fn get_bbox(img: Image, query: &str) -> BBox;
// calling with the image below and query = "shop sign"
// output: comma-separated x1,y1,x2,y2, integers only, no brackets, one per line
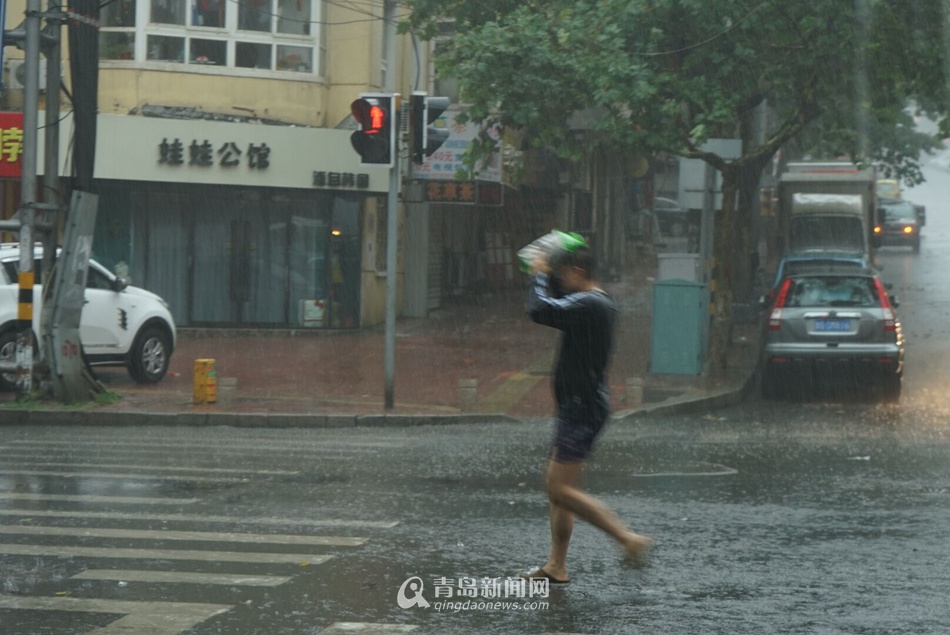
423,180,503,207
158,138,271,169
0,112,24,177
312,171,370,189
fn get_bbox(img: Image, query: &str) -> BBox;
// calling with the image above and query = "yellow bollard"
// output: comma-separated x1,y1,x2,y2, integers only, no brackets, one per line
194,359,217,404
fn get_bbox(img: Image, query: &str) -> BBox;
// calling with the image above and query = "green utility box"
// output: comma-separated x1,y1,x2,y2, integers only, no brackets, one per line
650,279,706,375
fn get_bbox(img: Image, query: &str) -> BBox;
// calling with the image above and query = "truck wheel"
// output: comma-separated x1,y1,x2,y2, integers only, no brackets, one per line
912,238,921,253
880,375,902,403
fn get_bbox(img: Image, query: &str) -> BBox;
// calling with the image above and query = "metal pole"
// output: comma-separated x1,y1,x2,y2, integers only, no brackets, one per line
15,0,42,397
383,0,398,409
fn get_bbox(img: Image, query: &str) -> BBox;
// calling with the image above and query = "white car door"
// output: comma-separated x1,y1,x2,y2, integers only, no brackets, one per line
79,265,128,353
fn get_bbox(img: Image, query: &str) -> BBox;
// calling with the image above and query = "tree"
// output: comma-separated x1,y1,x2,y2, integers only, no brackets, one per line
405,0,949,365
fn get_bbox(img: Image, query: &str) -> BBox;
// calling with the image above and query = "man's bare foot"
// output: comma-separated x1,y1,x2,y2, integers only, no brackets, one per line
622,532,654,567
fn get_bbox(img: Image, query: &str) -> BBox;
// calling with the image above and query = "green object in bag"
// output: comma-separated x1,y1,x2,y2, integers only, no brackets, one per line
516,229,589,273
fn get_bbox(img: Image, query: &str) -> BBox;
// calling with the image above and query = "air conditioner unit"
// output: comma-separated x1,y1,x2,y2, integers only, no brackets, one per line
7,59,48,91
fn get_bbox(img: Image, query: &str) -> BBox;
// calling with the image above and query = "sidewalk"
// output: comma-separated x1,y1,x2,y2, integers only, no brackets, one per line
0,256,761,426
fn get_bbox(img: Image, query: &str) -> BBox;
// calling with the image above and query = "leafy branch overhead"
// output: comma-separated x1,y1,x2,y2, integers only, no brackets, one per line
403,0,949,181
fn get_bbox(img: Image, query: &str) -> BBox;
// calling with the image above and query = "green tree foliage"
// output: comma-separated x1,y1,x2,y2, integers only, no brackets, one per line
405,0,949,362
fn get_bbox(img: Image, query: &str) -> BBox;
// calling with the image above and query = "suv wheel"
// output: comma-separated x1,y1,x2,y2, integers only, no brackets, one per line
0,330,38,392
128,325,171,384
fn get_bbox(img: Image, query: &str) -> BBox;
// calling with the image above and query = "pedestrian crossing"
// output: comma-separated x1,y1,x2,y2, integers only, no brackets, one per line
0,433,400,635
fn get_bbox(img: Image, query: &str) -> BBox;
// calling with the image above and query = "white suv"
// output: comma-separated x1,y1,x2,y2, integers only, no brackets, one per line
0,244,176,390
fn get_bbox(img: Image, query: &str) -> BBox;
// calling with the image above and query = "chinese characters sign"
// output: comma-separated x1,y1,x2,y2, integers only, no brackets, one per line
413,110,502,183
424,181,503,206
0,112,24,177
312,171,370,190
158,138,270,170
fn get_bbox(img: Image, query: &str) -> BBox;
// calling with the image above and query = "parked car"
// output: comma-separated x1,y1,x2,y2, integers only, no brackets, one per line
653,196,688,237
876,197,922,252
0,244,177,390
770,250,871,295
761,271,904,401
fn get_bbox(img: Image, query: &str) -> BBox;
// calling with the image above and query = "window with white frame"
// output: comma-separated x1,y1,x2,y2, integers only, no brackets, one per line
99,0,322,75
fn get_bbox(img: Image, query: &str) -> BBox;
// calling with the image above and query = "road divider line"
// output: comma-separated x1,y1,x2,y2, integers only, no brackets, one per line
0,493,199,504
0,508,398,528
0,543,334,564
72,569,293,587
0,524,368,546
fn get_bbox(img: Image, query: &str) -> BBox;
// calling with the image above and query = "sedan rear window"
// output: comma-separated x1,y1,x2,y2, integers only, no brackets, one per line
785,277,878,308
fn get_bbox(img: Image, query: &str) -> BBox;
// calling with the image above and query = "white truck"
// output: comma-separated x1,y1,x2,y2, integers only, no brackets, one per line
777,162,881,259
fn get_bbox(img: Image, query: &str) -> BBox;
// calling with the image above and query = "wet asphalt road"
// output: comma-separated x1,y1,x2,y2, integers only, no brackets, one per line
1,402,950,635
2,155,950,634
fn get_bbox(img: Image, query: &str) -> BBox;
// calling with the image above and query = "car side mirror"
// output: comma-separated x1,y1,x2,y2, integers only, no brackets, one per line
112,277,129,292
889,294,900,308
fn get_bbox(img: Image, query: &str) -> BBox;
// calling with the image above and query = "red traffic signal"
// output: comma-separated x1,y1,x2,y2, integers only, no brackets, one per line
350,94,396,166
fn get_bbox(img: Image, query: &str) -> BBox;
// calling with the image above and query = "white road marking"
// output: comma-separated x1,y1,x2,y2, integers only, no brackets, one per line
0,469,248,483
0,543,333,564
320,624,418,634
0,595,232,635
0,493,198,504
72,569,293,587
1,461,298,475
0,508,398,528
2,439,406,452
0,524,367,546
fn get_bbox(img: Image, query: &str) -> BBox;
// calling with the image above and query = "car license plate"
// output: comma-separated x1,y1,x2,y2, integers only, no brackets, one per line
814,319,851,332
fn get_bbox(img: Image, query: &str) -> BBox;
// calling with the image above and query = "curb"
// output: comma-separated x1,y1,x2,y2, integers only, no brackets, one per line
0,409,524,428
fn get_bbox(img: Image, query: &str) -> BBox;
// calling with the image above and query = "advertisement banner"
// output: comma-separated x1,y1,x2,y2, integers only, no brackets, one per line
413,110,502,183
0,112,24,177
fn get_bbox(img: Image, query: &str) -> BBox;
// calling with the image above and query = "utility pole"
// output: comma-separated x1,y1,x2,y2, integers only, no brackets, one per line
14,0,42,398
382,0,398,409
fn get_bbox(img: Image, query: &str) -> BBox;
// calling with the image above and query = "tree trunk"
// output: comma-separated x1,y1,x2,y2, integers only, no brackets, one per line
708,167,739,369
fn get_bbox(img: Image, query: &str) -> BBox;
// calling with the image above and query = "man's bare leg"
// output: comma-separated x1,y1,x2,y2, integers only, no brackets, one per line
543,503,574,581
545,458,653,570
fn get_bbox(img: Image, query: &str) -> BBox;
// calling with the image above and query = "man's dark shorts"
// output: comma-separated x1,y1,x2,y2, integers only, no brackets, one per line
551,397,609,463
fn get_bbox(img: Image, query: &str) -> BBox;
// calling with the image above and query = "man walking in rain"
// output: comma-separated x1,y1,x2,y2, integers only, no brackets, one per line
523,246,653,585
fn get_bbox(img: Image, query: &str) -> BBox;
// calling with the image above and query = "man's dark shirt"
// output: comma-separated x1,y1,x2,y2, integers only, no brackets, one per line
526,273,618,413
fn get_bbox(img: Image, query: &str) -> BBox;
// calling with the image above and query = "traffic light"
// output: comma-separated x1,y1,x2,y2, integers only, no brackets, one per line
410,92,451,164
350,93,396,166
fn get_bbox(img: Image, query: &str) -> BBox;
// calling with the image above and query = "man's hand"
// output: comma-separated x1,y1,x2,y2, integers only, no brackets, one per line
531,255,552,275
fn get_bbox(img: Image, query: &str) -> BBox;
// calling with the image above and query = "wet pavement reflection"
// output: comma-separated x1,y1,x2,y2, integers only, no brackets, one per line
1,402,950,634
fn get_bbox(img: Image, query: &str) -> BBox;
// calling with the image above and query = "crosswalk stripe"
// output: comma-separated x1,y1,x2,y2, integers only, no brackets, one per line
0,595,232,635
1,461,299,475
0,543,334,564
72,569,293,587
0,469,248,483
0,524,367,546
321,624,418,634
2,440,406,452
0,450,352,462
0,493,198,504
0,509,399,528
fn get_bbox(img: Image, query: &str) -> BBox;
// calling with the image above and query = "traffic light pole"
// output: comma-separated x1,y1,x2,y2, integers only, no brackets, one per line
383,0,397,409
